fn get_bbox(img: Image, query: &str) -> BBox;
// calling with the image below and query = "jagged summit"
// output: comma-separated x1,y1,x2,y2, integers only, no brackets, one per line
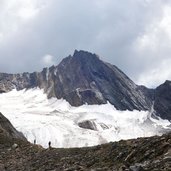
73,49,100,60
0,50,170,120
60,50,101,70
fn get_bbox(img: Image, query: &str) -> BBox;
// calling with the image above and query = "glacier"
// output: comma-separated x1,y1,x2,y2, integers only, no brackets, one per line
0,88,170,148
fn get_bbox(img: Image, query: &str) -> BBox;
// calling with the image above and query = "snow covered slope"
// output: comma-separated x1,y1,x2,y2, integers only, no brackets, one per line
0,88,170,148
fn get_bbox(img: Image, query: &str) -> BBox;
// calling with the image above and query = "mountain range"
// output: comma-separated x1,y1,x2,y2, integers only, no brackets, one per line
0,50,170,120
0,50,171,170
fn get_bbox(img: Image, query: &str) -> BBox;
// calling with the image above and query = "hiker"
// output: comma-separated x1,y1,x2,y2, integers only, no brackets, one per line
48,141,51,149
34,139,36,144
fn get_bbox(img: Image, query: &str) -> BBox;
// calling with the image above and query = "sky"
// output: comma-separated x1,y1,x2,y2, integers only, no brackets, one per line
0,0,171,87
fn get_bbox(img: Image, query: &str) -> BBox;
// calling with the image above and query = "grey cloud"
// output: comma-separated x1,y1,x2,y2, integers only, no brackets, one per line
0,0,171,87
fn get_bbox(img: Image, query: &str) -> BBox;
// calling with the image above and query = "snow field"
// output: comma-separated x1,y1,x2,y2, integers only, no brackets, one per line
0,88,170,148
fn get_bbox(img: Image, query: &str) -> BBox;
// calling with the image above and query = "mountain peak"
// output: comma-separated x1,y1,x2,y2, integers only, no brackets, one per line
73,49,93,56
164,80,171,86
73,50,100,61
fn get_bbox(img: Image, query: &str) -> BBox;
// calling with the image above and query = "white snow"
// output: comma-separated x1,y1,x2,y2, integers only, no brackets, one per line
0,88,170,148
76,88,81,99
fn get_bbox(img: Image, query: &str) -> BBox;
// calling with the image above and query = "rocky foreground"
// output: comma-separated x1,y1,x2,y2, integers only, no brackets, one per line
0,132,170,171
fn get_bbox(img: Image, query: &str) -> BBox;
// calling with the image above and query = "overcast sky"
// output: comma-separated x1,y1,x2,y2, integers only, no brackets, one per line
0,0,171,87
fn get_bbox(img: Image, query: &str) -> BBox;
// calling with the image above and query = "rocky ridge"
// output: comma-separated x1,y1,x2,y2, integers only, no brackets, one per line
153,80,171,120
0,50,171,120
0,112,26,143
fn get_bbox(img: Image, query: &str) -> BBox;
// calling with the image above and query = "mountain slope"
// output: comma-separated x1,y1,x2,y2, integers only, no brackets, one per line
0,50,170,120
0,112,26,144
154,80,171,120
0,131,170,171
50,50,153,110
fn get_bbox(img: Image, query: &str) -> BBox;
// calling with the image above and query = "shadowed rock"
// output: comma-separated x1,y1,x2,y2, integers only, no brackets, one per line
154,80,171,120
0,112,26,144
78,120,98,131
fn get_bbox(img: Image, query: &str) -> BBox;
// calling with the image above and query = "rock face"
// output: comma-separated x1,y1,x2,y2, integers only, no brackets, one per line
78,120,98,131
0,112,26,143
153,80,171,120
0,50,170,120
54,50,152,110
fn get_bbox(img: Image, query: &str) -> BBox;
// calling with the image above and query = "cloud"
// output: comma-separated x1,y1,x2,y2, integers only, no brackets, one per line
131,3,171,87
0,0,171,87
137,58,171,87
42,54,55,66
0,0,47,42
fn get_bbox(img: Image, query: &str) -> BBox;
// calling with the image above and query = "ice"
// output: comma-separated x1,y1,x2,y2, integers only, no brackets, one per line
0,88,170,148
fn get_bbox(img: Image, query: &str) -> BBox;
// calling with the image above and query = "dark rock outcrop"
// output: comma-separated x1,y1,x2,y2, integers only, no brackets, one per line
78,120,98,131
153,80,171,120
0,112,26,144
0,50,170,120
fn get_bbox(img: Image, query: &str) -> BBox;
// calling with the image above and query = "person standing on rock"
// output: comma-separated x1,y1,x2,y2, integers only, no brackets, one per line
48,141,51,149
